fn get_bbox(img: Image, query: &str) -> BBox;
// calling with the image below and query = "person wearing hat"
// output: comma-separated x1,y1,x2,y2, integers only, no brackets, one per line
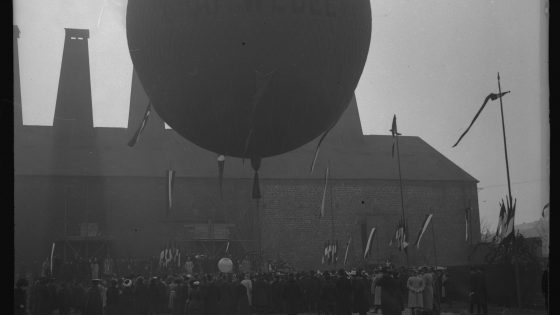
119,278,135,315
421,267,434,314
134,276,150,315
282,274,303,315
335,269,353,315
371,268,383,313
319,272,336,315
84,279,103,315
14,278,29,315
105,279,119,315
352,270,369,315
186,279,206,315
407,269,425,314
376,269,401,315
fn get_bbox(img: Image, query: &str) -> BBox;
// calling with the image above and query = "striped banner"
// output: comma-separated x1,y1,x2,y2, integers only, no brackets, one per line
320,167,329,218
127,103,152,147
167,169,175,216
415,213,433,249
363,227,377,259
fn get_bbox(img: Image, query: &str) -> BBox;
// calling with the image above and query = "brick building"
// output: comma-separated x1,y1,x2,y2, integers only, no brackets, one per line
14,28,481,272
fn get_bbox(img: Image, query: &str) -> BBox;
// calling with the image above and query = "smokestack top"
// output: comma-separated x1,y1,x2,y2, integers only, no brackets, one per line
14,25,20,38
65,28,89,40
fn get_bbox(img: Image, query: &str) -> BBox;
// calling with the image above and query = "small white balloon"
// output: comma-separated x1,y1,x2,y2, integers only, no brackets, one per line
218,258,233,273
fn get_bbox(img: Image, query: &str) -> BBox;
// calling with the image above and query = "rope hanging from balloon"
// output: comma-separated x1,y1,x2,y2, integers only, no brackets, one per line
217,155,225,200
251,157,262,200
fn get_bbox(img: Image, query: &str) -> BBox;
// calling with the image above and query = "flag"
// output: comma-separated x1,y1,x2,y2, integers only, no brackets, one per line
390,115,402,157
363,227,377,259
50,242,55,275
167,169,175,216
452,91,511,148
159,248,165,267
320,167,329,218
218,155,225,199
542,203,549,218
128,102,152,147
396,217,409,252
465,208,470,242
334,240,339,264
415,213,433,249
501,197,516,239
494,201,507,242
343,237,352,265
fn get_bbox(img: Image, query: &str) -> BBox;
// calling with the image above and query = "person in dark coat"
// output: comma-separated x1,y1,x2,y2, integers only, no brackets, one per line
270,275,284,313
542,264,549,313
32,278,52,315
233,275,251,315
252,274,268,314
148,277,162,315
14,278,29,315
352,272,369,315
377,270,401,315
119,279,135,315
105,279,119,315
57,282,73,315
319,273,336,315
217,276,233,315
283,274,303,315
84,279,104,315
173,278,188,315
186,280,206,315
307,272,321,315
204,275,221,315
468,268,481,315
134,277,150,315
334,269,353,315
476,268,488,315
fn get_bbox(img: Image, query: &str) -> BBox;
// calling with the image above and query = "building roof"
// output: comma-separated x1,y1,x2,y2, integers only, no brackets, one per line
15,98,477,182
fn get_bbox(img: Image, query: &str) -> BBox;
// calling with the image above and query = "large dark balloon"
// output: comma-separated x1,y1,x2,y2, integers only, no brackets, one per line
127,0,371,158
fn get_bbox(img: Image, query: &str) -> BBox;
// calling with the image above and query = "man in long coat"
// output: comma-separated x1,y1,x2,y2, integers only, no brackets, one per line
334,269,353,315
84,280,103,315
319,272,336,315
352,272,369,315
377,270,401,315
282,274,303,315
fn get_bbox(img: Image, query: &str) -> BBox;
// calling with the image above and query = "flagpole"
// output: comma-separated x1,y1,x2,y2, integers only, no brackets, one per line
395,133,409,266
498,73,521,308
329,161,336,267
497,73,513,206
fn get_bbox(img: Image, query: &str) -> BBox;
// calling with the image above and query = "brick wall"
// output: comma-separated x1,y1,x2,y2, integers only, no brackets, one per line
14,175,479,272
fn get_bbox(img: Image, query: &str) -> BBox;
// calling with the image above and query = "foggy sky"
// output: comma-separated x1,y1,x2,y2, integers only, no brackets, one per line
14,0,549,229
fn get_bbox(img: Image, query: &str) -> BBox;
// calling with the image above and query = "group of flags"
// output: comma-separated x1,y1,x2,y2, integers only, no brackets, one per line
494,197,517,243
322,240,338,265
159,244,182,269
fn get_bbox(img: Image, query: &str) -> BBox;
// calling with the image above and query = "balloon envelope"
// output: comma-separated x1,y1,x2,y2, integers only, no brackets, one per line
218,257,233,273
127,0,371,158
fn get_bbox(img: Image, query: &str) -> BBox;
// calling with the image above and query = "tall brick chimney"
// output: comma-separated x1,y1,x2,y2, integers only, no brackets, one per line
14,25,22,129
53,28,94,146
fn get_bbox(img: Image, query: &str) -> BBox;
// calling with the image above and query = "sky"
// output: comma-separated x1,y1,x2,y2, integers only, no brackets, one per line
14,0,549,229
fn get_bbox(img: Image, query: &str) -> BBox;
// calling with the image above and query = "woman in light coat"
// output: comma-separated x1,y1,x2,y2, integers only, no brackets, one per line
421,268,434,311
370,271,382,312
407,270,425,312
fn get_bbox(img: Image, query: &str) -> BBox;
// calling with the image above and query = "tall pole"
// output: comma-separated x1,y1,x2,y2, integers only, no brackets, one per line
329,161,336,267
64,186,68,262
395,134,409,266
431,208,438,267
497,73,521,308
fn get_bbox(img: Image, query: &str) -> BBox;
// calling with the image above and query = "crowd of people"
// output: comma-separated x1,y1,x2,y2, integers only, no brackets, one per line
15,262,455,315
